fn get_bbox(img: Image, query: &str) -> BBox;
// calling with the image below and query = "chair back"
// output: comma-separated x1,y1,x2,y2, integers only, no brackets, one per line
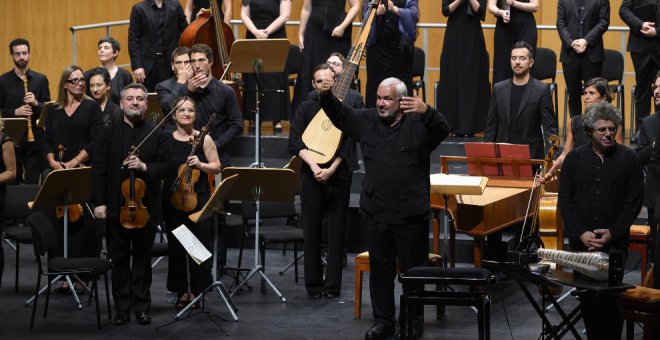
530,47,557,82
602,49,624,83
26,212,56,257
5,184,39,221
412,47,425,79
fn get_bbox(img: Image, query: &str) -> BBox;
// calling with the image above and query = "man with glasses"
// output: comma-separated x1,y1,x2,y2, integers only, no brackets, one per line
558,101,643,339
161,43,241,168
0,38,50,183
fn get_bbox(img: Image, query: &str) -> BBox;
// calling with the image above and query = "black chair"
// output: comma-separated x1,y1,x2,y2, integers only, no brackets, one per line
285,44,302,89
27,212,112,330
602,49,627,138
530,47,559,130
411,47,426,102
398,266,495,340
2,184,39,293
237,201,303,287
151,224,168,268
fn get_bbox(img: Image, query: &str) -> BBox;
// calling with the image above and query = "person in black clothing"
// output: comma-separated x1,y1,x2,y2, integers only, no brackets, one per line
319,77,451,339
86,67,122,127
0,119,17,287
163,97,221,308
620,0,660,140
635,71,660,289
0,38,50,184
557,0,609,117
85,37,133,105
363,0,419,108
289,64,357,299
128,0,187,91
308,52,364,108
185,0,232,25
558,101,643,340
92,83,171,326
155,47,192,133
157,44,242,167
44,65,103,292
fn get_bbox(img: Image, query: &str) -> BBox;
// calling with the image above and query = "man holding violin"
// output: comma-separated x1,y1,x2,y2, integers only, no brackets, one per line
91,83,172,326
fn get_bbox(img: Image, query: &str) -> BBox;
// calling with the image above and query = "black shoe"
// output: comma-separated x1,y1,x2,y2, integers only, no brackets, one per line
631,131,640,144
135,312,151,325
394,320,424,340
308,291,322,299
113,312,130,325
323,290,340,298
365,323,395,340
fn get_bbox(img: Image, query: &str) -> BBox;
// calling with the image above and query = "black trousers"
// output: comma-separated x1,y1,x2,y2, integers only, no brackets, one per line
164,211,212,295
368,218,429,326
631,51,660,129
16,142,45,184
365,47,412,108
144,56,173,92
300,169,351,294
108,217,156,314
563,56,603,117
578,289,623,340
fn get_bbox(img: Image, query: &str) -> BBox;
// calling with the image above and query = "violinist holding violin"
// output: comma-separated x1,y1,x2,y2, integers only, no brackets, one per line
91,83,171,326
163,97,221,309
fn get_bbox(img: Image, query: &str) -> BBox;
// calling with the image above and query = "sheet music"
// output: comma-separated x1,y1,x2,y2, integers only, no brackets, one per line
430,173,485,187
172,224,212,265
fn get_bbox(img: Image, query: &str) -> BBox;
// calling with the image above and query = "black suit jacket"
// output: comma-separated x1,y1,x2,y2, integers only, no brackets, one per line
557,0,610,64
636,113,660,207
620,0,660,54
484,77,558,160
128,0,187,74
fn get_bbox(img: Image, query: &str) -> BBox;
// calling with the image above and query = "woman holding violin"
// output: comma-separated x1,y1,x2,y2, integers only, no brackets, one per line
163,97,221,308
43,65,104,292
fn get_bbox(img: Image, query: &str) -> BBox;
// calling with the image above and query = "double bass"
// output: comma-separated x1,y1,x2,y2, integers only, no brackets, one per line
179,0,241,107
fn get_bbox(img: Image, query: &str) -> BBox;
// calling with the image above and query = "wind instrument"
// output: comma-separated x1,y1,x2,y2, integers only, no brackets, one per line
22,71,35,142
537,248,609,281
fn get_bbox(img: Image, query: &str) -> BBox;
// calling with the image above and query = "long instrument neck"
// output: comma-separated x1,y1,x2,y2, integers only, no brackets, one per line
210,0,230,80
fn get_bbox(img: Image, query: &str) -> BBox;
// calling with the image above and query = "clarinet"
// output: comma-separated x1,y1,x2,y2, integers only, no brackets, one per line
22,71,35,142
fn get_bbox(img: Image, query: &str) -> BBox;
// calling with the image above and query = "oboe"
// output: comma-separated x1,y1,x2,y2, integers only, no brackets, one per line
22,71,35,142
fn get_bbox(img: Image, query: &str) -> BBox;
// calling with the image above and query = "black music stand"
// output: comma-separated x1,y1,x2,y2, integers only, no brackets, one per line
1,118,27,145
221,167,297,301
158,174,239,332
229,39,288,167
25,167,92,309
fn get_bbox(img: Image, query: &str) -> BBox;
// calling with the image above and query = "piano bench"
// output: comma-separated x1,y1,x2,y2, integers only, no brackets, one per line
629,225,651,284
398,267,495,340
354,251,443,319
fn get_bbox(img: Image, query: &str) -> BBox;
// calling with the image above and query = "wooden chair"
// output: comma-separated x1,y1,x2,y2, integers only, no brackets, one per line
353,251,442,319
623,265,660,340
629,225,651,284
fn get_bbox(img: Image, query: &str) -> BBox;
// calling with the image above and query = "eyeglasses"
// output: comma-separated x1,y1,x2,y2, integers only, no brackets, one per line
66,78,86,85
594,126,617,135
327,61,342,67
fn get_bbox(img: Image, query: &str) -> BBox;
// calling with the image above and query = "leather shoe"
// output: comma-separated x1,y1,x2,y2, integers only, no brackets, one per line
308,291,322,299
135,312,151,325
394,320,424,340
113,312,130,325
365,323,395,340
323,290,340,298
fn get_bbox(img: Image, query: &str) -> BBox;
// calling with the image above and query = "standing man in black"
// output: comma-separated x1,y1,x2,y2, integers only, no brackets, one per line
558,101,643,339
157,44,242,167
92,83,171,325
636,71,660,289
129,0,188,92
155,47,192,114
557,0,610,117
289,64,358,299
319,77,451,339
0,38,50,183
484,41,557,160
620,0,660,141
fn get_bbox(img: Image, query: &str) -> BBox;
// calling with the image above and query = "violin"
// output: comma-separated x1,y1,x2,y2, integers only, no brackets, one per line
119,146,149,229
54,144,83,222
170,114,216,212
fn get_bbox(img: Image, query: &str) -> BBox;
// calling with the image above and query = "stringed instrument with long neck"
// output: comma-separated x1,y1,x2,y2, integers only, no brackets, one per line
536,135,564,250
301,0,379,165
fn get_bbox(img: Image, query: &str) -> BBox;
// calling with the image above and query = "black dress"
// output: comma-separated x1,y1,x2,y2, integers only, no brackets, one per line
492,0,537,84
291,0,352,112
241,0,290,122
437,0,490,135
0,133,10,284
192,0,225,20
162,135,212,295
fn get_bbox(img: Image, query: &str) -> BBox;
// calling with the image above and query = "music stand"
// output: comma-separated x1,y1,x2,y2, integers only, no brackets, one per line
24,167,91,309
1,118,27,145
158,174,239,332
221,167,297,301
229,39,288,167
430,173,487,266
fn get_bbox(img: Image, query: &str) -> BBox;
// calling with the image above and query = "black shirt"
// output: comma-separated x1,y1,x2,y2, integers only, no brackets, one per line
0,69,51,142
509,82,526,137
85,68,133,105
162,78,242,166
101,101,122,128
558,143,643,252
320,92,451,224
43,99,103,163
91,119,172,219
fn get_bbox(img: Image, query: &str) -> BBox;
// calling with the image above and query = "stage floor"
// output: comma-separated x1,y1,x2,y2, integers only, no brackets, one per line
0,244,647,339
